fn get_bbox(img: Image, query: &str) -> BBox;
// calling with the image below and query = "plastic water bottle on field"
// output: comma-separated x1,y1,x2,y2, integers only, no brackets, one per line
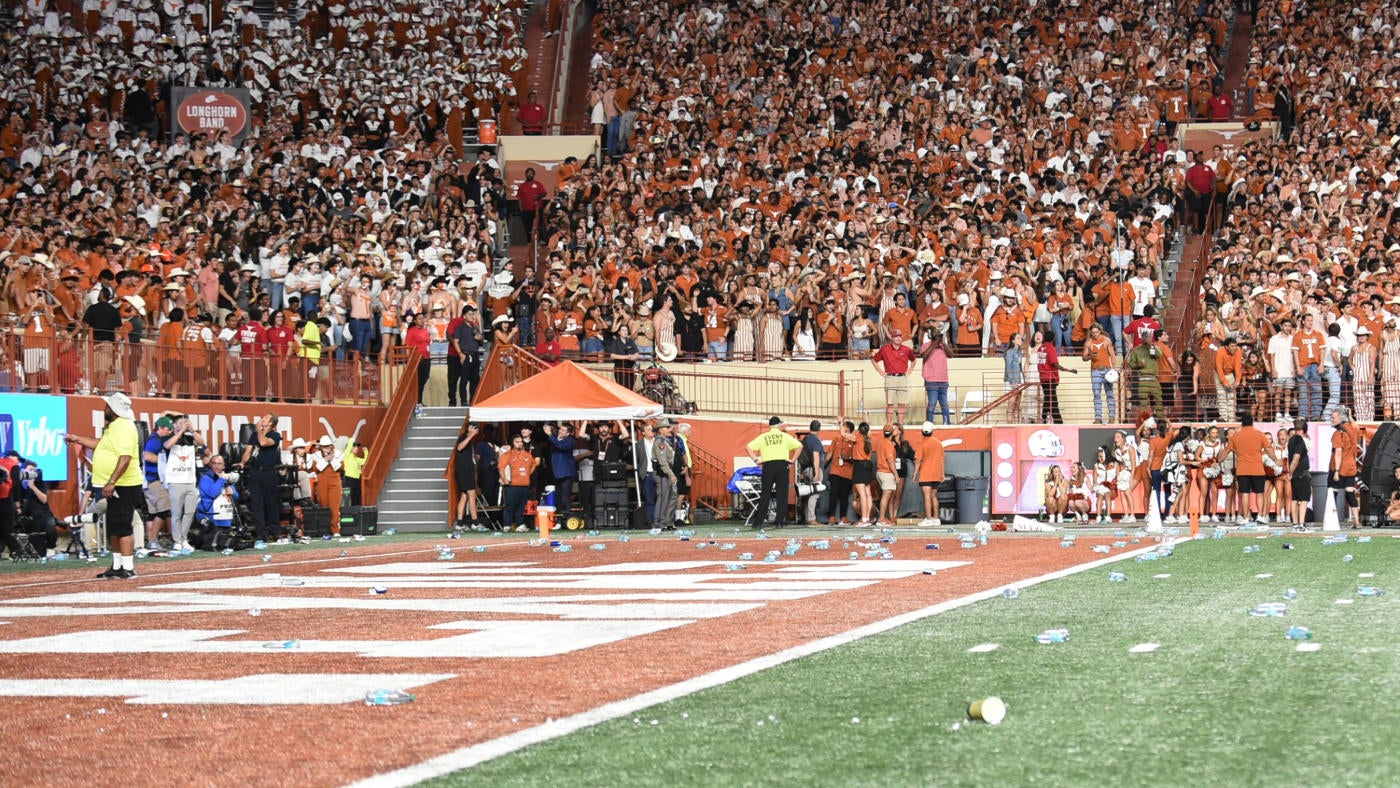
1284,626,1312,641
365,690,415,706
1213,527,1227,540
1342,554,1354,563
1034,628,1070,644
1092,545,1111,554
262,640,299,650
1249,602,1287,617
1243,544,1260,554
1282,588,1298,600
1356,586,1384,597
589,544,607,551
1108,572,1126,582
1002,588,1020,599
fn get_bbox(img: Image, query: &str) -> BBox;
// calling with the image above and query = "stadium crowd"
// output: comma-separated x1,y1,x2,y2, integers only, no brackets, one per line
3,0,1395,427
0,0,1242,396
535,0,1244,363
1185,0,1400,425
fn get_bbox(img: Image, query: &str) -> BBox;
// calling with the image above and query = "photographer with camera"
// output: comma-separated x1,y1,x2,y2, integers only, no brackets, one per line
160,415,206,554
64,393,145,579
241,413,284,544
196,455,240,532
6,452,57,557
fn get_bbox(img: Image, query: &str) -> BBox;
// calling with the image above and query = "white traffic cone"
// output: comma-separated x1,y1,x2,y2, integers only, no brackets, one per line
1322,488,1340,532
1012,515,1056,533
1145,490,1163,533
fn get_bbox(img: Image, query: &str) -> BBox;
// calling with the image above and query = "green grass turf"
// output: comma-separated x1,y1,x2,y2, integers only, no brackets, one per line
428,535,1400,787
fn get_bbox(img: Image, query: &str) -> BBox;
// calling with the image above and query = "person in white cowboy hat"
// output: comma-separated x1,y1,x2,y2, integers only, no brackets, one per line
64,393,145,578
312,436,344,535
286,437,315,500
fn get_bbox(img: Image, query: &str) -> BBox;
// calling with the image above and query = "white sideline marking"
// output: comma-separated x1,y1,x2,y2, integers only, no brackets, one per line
346,541,1171,788
967,643,999,653
0,673,455,705
1129,643,1160,654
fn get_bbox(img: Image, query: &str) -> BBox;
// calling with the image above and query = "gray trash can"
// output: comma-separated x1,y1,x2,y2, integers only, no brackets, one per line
1310,471,1330,523
955,477,990,524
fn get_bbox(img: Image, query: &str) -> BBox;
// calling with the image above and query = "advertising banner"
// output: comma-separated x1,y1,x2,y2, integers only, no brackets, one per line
0,393,69,481
50,396,386,517
170,86,254,144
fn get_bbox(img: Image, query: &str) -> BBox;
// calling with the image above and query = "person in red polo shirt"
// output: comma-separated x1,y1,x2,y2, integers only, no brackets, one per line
1184,151,1216,234
872,330,916,424
404,311,432,407
516,90,547,135
516,167,548,242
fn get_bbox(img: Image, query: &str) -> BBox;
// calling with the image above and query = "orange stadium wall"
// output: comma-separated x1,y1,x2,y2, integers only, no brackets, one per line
42,396,386,518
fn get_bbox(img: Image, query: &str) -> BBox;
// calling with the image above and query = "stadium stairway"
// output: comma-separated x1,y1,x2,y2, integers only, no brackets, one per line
0,4,16,32
376,406,468,533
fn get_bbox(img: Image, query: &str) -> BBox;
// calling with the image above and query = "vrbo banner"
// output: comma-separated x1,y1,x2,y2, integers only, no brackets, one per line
0,393,69,481
171,86,253,144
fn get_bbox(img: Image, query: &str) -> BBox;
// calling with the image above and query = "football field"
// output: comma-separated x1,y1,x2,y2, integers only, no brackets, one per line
0,529,1393,786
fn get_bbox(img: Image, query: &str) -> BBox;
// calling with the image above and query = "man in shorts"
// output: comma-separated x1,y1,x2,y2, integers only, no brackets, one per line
872,330,916,424
1267,318,1297,420
140,416,176,555
874,424,900,525
914,421,946,527
1225,412,1269,525
65,393,145,579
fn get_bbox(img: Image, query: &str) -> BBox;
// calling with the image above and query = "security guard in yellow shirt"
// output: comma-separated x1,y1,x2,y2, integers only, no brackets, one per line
746,416,804,527
343,442,367,506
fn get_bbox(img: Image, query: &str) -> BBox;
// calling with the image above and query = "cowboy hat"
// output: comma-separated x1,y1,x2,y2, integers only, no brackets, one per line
104,392,135,419
492,314,514,326
290,437,308,449
656,341,678,362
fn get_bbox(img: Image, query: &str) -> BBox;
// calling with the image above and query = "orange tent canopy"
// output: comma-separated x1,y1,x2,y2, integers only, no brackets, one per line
469,361,664,422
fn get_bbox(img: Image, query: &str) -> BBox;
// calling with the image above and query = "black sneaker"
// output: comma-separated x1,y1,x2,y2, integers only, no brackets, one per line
117,569,137,579
96,568,124,579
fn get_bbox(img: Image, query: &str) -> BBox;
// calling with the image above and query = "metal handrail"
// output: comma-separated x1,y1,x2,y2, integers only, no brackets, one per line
360,345,418,507
959,381,1039,425
686,440,733,519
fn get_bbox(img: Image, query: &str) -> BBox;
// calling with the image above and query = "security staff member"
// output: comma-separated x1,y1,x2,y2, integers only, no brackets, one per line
746,415,803,528
64,393,145,578
343,441,367,506
241,413,284,543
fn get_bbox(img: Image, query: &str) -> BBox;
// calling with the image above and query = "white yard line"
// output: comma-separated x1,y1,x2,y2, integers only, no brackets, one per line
348,540,1171,788
0,541,525,592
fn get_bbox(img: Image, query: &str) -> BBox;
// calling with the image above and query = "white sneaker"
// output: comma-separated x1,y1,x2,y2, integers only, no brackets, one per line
917,518,934,527
514,525,530,532
1237,515,1249,525
930,519,942,528
1122,515,1136,524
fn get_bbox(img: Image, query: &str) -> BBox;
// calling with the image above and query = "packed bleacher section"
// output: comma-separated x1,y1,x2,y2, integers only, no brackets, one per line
1186,0,1400,424
0,0,1313,406
538,0,1239,361
0,0,537,396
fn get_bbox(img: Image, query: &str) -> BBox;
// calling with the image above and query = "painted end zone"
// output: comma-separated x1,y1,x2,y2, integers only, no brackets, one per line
0,535,1160,786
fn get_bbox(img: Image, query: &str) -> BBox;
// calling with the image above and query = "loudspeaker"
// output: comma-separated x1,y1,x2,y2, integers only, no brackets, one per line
1360,422,1400,523
239,423,257,445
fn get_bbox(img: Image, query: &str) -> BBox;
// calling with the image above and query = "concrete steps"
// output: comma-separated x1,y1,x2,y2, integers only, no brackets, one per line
376,406,468,532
